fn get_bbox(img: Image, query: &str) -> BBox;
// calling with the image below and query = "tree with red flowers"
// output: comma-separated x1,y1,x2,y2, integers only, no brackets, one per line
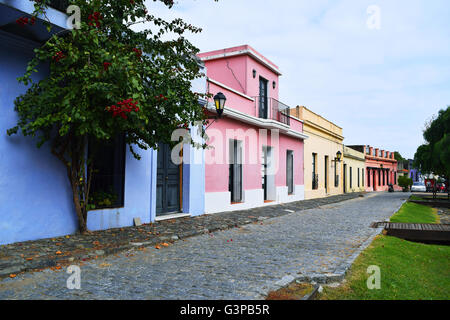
7,0,214,233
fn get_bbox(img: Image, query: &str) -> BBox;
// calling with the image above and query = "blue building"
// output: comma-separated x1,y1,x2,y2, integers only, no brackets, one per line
0,0,206,245
408,159,421,182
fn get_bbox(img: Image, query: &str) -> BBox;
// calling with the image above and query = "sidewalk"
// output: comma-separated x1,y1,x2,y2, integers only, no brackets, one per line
0,192,365,278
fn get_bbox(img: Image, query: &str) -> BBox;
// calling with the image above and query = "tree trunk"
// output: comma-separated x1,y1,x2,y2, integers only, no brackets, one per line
52,132,91,234
71,179,88,233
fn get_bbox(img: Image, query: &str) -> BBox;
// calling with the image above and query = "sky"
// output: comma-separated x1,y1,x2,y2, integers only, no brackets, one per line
141,0,450,159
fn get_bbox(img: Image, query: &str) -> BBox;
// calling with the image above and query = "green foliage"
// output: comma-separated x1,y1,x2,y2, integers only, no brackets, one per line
414,106,450,180
320,235,450,300
321,201,449,300
393,151,405,162
390,202,439,224
7,0,215,232
9,0,209,153
89,189,118,208
398,175,413,190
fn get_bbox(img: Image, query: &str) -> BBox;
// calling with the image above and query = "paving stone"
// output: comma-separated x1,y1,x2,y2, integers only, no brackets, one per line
0,192,406,300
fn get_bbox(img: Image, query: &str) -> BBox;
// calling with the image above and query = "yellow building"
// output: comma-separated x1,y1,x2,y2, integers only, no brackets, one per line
291,106,344,199
343,146,366,193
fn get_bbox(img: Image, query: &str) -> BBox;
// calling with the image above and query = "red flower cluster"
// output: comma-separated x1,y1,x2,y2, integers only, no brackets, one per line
103,62,112,71
53,51,65,63
106,99,139,119
155,94,168,101
132,48,142,58
16,16,36,26
88,12,102,28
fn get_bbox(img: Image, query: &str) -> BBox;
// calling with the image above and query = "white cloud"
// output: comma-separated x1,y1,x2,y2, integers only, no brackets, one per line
140,0,450,158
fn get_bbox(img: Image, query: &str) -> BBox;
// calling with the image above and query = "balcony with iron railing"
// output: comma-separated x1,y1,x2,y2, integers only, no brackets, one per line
253,96,290,126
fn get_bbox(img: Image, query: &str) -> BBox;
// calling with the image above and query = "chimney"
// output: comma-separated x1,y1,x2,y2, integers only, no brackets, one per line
375,148,379,157
381,150,385,158
369,147,374,156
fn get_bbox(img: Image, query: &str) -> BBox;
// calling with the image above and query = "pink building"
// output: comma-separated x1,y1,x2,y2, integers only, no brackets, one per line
347,145,400,192
198,45,308,214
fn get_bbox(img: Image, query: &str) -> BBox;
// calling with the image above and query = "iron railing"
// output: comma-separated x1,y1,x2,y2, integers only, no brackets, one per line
312,174,319,190
253,96,290,126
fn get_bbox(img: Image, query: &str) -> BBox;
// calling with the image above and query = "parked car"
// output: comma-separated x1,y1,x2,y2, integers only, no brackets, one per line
411,182,426,193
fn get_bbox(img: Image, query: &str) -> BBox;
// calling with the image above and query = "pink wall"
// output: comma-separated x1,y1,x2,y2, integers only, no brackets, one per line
205,117,304,193
245,56,279,100
204,56,248,95
201,45,305,198
365,156,398,192
208,82,255,116
200,45,280,100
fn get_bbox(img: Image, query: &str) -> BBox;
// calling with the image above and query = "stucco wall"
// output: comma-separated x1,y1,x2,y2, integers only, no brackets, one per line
294,107,344,200
303,130,344,199
0,31,206,244
205,118,304,192
343,146,366,193
0,32,79,245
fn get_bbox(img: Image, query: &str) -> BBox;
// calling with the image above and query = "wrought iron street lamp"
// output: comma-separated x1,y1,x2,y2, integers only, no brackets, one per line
205,92,227,130
333,150,343,188
213,92,226,118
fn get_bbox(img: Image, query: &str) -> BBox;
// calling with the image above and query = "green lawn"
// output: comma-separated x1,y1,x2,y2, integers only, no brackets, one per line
319,201,449,300
320,235,450,300
390,202,439,224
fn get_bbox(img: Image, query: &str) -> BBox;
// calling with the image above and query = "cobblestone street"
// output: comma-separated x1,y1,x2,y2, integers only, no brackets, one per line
0,192,407,300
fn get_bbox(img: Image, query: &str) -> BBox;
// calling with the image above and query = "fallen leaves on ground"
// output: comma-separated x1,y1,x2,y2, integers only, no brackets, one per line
99,263,112,268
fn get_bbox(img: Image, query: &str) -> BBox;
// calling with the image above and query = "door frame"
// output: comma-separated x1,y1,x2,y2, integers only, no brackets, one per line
259,76,269,119
156,143,182,216
343,163,347,193
229,139,243,203
324,155,329,193
286,150,294,195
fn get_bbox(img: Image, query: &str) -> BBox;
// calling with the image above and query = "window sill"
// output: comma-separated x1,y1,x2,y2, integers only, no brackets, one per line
89,206,124,212
231,202,244,205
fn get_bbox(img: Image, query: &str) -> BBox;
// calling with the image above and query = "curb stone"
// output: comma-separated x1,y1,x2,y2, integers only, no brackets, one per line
301,285,320,300
0,192,366,279
258,196,408,299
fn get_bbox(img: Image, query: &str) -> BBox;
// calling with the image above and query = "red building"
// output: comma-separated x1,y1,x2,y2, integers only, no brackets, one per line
347,145,400,192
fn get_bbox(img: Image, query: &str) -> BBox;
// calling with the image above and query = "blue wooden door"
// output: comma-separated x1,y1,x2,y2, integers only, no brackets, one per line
156,143,180,215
